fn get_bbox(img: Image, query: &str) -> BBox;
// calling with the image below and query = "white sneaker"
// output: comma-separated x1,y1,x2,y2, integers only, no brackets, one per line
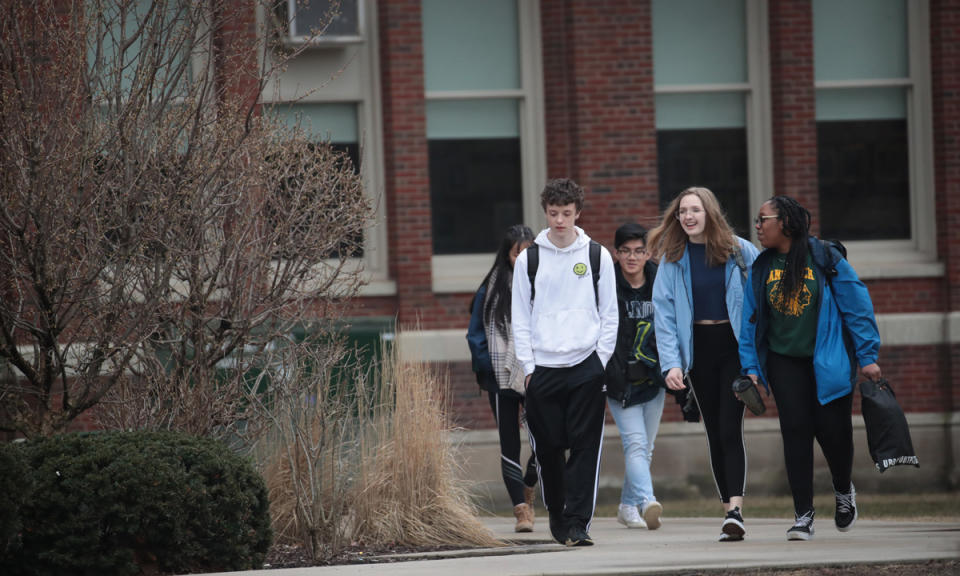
617,503,647,529
641,501,663,530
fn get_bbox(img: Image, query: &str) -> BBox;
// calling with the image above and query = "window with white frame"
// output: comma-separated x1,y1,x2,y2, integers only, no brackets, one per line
813,0,930,246
270,102,363,257
260,0,392,293
653,0,770,239
285,0,362,43
421,0,545,266
87,0,198,105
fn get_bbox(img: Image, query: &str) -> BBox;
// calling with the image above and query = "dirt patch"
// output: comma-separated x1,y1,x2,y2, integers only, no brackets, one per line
263,542,473,569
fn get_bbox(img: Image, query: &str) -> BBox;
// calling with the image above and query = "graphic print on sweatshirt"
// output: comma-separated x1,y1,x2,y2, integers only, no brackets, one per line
766,267,814,317
627,300,656,364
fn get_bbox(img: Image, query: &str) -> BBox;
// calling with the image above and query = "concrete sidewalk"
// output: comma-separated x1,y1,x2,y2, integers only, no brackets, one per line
204,516,960,576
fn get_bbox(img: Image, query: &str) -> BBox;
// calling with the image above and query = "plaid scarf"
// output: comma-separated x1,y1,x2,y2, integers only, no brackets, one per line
483,271,526,396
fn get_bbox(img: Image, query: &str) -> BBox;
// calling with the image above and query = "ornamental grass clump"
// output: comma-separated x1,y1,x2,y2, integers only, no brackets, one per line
257,329,500,564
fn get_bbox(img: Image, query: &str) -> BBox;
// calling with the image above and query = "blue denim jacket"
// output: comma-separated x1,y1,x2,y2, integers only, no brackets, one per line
652,236,758,376
739,237,881,405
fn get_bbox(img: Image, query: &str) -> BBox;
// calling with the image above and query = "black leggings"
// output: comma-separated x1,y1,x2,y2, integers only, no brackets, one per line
690,323,747,503
487,389,538,506
767,350,854,516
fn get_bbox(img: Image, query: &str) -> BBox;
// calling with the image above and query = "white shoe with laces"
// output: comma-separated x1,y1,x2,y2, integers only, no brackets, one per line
617,503,647,529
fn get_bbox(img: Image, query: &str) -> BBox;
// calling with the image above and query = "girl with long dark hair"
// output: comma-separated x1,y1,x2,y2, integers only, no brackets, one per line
468,224,538,532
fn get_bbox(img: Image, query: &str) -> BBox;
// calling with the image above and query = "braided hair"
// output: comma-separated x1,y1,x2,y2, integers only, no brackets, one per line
768,196,812,298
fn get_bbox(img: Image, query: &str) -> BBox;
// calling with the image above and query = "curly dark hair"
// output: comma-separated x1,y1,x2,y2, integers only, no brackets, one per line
540,178,585,212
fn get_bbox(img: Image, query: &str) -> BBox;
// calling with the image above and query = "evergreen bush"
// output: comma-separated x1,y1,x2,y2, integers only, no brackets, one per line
0,431,271,576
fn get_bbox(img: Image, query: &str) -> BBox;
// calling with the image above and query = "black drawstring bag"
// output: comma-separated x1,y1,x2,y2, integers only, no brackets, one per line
859,378,919,473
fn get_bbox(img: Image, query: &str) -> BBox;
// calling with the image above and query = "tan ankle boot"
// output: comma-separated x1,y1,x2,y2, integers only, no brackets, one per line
514,503,534,532
524,484,537,509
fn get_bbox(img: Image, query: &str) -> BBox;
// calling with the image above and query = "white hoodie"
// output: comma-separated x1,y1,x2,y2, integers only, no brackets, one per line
511,226,619,377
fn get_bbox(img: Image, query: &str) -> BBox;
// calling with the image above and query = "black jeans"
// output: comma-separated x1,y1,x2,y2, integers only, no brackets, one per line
767,350,854,516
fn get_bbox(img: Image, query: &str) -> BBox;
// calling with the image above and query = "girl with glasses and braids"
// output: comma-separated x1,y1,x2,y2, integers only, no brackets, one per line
648,186,759,542
739,196,881,541
467,224,539,532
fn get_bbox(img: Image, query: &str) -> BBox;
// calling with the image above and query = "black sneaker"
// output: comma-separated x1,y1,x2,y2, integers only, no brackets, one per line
835,483,858,532
787,510,815,541
548,510,566,544
565,525,594,547
720,506,745,541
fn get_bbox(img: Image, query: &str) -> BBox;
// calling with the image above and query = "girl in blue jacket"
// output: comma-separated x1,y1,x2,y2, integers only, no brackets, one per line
650,187,758,542
739,196,882,542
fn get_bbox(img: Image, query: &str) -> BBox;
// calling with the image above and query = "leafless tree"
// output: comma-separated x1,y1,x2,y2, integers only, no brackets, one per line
0,0,371,439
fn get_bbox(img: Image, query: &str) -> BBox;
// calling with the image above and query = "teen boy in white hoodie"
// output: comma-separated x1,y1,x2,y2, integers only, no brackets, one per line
512,178,619,547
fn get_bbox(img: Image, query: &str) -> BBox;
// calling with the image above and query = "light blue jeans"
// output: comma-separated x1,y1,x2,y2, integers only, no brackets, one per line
607,388,666,508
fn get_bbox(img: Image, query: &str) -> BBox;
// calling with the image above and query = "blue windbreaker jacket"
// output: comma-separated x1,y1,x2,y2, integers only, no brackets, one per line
738,238,881,405
652,236,759,376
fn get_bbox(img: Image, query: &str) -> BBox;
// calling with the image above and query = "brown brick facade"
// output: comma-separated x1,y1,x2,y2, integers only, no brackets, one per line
204,0,957,429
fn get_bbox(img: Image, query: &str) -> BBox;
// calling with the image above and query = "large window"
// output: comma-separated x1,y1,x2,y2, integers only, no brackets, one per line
812,0,937,272
814,0,909,241
422,0,524,255
653,0,769,238
271,102,363,257
261,0,391,294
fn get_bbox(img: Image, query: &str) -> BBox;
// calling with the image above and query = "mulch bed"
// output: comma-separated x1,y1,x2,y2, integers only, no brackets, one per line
263,542,471,569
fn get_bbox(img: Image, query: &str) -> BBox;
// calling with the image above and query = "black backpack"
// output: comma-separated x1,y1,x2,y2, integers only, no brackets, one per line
526,241,602,308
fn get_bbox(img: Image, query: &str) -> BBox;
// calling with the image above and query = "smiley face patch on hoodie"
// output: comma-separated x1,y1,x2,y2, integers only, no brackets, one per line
573,262,588,276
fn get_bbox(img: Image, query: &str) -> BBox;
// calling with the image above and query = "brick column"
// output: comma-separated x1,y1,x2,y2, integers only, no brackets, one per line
932,0,960,486
377,0,433,325
214,3,259,113
768,0,819,231
540,0,659,241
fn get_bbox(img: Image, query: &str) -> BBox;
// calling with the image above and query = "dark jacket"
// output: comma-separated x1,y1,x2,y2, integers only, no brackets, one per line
739,237,881,404
605,260,666,407
466,284,496,391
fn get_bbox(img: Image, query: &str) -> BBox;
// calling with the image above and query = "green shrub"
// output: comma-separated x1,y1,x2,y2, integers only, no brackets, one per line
0,441,30,562
0,431,271,576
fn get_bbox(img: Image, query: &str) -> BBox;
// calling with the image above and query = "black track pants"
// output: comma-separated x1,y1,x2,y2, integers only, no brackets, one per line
690,323,747,503
487,389,538,506
767,350,854,516
524,352,606,532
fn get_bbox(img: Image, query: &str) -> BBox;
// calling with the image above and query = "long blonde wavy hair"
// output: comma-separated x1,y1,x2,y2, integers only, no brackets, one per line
647,186,738,266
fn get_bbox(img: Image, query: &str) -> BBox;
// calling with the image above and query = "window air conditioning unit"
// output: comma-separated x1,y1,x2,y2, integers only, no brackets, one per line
286,0,362,45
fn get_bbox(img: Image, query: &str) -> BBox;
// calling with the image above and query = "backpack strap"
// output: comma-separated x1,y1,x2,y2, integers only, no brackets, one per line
589,240,601,309
526,241,602,310
732,240,748,283
526,244,539,303
819,238,846,280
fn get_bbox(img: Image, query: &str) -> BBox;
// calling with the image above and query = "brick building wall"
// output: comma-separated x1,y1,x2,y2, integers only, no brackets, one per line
768,0,820,229
932,0,960,432
259,0,960,440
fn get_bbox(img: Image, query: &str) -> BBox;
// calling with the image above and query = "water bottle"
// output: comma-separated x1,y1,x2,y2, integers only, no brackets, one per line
732,375,766,416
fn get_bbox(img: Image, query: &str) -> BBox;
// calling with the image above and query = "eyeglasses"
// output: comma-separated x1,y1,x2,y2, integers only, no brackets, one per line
676,207,704,219
753,215,779,227
616,247,648,257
